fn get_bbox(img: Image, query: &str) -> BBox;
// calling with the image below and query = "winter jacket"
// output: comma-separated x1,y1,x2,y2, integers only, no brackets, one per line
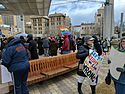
42,38,50,48
50,41,58,56
76,45,89,76
2,38,30,72
62,35,70,51
28,39,39,59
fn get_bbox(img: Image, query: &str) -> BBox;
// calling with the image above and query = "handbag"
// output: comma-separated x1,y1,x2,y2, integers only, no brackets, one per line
105,70,111,85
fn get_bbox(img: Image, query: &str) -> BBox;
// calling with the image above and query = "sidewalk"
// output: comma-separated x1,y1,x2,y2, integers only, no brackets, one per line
29,63,112,94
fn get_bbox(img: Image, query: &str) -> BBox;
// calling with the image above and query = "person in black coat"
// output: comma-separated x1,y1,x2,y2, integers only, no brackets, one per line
27,34,39,60
37,37,44,55
76,35,102,94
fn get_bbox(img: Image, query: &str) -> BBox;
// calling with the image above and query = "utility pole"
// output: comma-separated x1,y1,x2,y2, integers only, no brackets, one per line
120,13,124,39
103,0,114,40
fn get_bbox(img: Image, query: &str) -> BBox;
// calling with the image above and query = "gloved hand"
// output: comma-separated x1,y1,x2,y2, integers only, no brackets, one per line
116,67,125,73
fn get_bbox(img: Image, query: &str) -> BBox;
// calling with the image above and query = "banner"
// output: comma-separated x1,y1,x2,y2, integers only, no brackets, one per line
109,47,125,80
82,49,103,80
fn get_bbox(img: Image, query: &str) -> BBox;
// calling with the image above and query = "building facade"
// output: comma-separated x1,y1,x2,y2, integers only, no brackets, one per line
95,5,104,39
2,15,14,26
31,16,49,37
80,23,95,37
49,13,71,35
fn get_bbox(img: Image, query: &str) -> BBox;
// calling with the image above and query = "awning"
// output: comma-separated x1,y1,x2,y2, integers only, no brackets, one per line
0,0,51,16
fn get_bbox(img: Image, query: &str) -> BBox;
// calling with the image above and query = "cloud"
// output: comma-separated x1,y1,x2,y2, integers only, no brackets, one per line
50,0,125,25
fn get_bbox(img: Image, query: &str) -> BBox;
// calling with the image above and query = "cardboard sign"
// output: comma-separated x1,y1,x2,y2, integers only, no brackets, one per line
82,49,103,80
109,47,125,80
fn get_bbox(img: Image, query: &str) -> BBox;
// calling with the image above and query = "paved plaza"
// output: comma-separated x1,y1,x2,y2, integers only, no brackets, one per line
28,63,113,94
0,59,115,94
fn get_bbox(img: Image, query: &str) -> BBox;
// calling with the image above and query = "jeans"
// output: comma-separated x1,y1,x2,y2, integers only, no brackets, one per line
44,48,49,56
114,81,125,94
12,68,29,94
62,50,70,54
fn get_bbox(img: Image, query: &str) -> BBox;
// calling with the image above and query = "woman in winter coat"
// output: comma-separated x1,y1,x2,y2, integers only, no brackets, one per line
2,37,30,94
76,35,102,94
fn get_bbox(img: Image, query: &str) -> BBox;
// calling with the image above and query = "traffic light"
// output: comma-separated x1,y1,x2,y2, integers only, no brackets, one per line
20,15,23,21
104,0,109,6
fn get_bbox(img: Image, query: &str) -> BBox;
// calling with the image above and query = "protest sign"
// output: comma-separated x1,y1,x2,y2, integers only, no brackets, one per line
83,49,103,80
109,47,125,80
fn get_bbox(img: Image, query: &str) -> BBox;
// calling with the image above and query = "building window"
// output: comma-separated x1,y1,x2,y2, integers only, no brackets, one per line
59,22,61,25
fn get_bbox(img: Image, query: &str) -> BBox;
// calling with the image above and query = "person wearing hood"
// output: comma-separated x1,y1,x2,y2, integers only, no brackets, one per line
61,34,70,54
76,35,102,94
2,37,30,94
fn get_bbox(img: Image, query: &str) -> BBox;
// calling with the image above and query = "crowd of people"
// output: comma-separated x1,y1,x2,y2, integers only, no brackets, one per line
0,33,125,94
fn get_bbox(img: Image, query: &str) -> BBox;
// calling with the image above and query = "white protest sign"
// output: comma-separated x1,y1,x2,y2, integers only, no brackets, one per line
109,47,125,80
82,49,103,80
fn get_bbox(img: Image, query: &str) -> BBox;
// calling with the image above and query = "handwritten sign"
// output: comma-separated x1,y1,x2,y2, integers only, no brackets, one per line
109,47,125,80
82,49,103,80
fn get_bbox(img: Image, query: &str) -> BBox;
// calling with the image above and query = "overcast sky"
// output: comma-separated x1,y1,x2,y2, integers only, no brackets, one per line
49,0,125,25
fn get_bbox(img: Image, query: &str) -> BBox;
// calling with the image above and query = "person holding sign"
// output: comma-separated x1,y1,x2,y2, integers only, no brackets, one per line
109,37,125,94
76,35,102,94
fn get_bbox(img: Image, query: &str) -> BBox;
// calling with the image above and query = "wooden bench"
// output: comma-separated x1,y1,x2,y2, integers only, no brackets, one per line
28,59,46,85
63,53,79,70
40,56,70,78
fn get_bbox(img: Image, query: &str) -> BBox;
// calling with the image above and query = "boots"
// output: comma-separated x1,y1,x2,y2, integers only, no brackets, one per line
90,85,96,94
78,82,83,94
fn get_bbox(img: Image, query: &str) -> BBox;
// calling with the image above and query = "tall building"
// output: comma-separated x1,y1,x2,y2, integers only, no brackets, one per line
95,5,104,39
31,16,49,37
80,23,95,37
25,16,32,34
49,13,71,34
2,15,14,26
